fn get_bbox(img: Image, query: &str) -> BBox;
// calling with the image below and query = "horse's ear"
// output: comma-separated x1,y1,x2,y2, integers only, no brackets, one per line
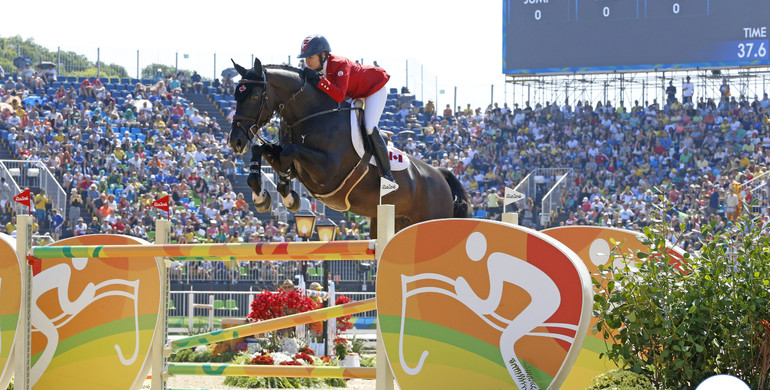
253,58,262,72
232,59,248,77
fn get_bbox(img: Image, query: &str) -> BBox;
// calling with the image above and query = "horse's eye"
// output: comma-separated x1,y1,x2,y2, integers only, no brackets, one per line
252,96,260,100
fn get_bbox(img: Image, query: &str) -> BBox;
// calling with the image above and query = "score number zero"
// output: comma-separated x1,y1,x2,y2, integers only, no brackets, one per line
525,0,681,20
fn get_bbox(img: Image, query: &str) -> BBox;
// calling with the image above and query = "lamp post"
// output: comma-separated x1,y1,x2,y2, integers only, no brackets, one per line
293,208,316,288
315,217,337,357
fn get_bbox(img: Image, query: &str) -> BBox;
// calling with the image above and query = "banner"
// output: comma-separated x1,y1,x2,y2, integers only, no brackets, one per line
152,195,169,214
503,187,524,206
379,178,398,199
13,188,30,214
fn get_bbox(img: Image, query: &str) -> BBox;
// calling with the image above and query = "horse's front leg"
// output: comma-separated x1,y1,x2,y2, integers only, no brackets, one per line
273,144,301,213
247,144,272,212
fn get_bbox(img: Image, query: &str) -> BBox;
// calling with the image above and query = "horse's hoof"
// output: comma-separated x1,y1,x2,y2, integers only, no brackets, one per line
252,190,272,213
285,190,301,213
247,174,262,195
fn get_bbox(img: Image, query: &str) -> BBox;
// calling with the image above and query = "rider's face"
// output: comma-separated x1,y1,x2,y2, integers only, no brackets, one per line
305,54,322,71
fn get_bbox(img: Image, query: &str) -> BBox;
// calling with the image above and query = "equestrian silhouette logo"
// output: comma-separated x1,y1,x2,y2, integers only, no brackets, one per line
30,235,162,390
0,233,20,390
377,219,592,390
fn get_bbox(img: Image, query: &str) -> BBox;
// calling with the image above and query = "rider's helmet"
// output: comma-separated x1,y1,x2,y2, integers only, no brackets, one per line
298,35,331,58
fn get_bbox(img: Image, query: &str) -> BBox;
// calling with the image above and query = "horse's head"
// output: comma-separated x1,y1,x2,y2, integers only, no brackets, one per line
229,57,274,155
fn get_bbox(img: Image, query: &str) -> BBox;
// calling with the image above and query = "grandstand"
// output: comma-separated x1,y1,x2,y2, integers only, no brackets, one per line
1,44,770,293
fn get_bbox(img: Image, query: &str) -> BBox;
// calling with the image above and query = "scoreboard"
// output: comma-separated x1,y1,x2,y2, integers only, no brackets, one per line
503,0,770,75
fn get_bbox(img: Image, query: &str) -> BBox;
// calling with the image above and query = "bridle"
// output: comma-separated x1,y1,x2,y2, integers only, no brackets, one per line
231,74,270,143
231,67,361,146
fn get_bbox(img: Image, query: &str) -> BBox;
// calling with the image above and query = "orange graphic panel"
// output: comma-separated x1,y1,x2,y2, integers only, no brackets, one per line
0,233,20,390
377,219,592,389
542,226,685,389
30,235,161,390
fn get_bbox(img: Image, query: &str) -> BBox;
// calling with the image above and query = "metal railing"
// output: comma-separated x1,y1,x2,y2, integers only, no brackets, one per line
167,289,377,331
0,162,24,216
169,259,375,285
513,168,574,228
0,160,67,222
741,170,770,215
540,169,573,228
512,172,533,207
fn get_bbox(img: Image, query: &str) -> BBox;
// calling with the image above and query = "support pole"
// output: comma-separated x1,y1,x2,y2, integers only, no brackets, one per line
15,214,33,390
153,218,171,390
375,205,395,390
502,212,519,225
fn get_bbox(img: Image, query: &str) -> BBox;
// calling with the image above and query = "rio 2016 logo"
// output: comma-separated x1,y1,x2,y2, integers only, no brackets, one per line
377,219,592,390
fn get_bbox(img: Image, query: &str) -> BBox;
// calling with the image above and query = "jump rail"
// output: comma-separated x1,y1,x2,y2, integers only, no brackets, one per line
14,205,397,390
28,240,376,261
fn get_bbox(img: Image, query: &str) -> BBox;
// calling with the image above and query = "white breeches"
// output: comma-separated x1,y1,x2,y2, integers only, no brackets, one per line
364,86,388,135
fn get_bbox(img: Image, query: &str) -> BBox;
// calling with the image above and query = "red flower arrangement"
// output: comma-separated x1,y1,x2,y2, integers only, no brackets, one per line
250,354,274,365
279,359,303,366
335,295,354,332
247,289,318,322
295,352,314,364
299,346,315,356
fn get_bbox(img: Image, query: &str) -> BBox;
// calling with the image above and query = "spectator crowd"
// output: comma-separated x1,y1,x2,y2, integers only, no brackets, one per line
1,64,769,258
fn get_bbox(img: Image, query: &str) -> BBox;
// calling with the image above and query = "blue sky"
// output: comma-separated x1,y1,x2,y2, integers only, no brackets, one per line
2,0,507,110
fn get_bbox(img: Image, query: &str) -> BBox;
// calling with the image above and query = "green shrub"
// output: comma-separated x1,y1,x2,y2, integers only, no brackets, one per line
222,352,347,388
169,347,237,363
593,192,770,389
360,354,376,368
587,369,655,390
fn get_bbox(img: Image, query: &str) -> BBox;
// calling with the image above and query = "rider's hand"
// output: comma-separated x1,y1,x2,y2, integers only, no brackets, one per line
303,67,321,85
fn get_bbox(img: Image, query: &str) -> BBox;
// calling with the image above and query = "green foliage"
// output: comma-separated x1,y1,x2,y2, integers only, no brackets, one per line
140,64,179,80
169,347,237,363
350,337,365,354
593,190,770,389
223,353,347,388
360,354,376,368
587,369,655,390
223,376,346,389
0,35,128,78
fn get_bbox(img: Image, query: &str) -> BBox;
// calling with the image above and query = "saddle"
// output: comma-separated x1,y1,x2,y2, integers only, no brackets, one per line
352,99,392,150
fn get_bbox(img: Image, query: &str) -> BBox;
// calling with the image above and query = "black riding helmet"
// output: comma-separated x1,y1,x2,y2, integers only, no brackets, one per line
298,35,331,59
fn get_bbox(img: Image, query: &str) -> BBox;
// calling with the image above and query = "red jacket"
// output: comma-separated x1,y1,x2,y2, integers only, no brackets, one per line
316,54,390,102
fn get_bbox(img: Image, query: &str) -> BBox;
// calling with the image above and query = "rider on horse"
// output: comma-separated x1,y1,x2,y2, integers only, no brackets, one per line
297,35,397,185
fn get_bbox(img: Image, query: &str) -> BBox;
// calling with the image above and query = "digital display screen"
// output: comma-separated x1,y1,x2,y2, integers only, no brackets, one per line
503,0,770,74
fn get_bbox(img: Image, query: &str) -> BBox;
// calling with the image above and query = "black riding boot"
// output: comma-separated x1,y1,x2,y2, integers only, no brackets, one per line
368,129,396,183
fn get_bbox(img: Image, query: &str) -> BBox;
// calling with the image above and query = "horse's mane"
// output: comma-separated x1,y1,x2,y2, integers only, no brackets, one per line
265,64,299,72
264,64,301,76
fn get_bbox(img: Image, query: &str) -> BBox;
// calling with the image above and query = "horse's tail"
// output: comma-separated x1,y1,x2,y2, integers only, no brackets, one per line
439,168,471,218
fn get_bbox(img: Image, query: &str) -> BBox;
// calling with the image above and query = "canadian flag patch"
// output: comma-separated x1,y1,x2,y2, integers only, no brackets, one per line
238,85,246,92
337,71,344,77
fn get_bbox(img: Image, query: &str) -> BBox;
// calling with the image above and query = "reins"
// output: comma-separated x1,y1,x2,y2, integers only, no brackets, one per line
234,69,362,145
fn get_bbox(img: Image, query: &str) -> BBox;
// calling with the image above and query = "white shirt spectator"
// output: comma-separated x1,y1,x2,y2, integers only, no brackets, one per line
619,207,634,222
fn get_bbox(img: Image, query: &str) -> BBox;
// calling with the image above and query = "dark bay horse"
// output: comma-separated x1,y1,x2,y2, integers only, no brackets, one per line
228,58,469,235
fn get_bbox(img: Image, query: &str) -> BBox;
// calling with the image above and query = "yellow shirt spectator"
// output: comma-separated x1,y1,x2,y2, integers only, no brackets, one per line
114,147,127,161
487,192,501,208
740,156,751,168
35,193,50,209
